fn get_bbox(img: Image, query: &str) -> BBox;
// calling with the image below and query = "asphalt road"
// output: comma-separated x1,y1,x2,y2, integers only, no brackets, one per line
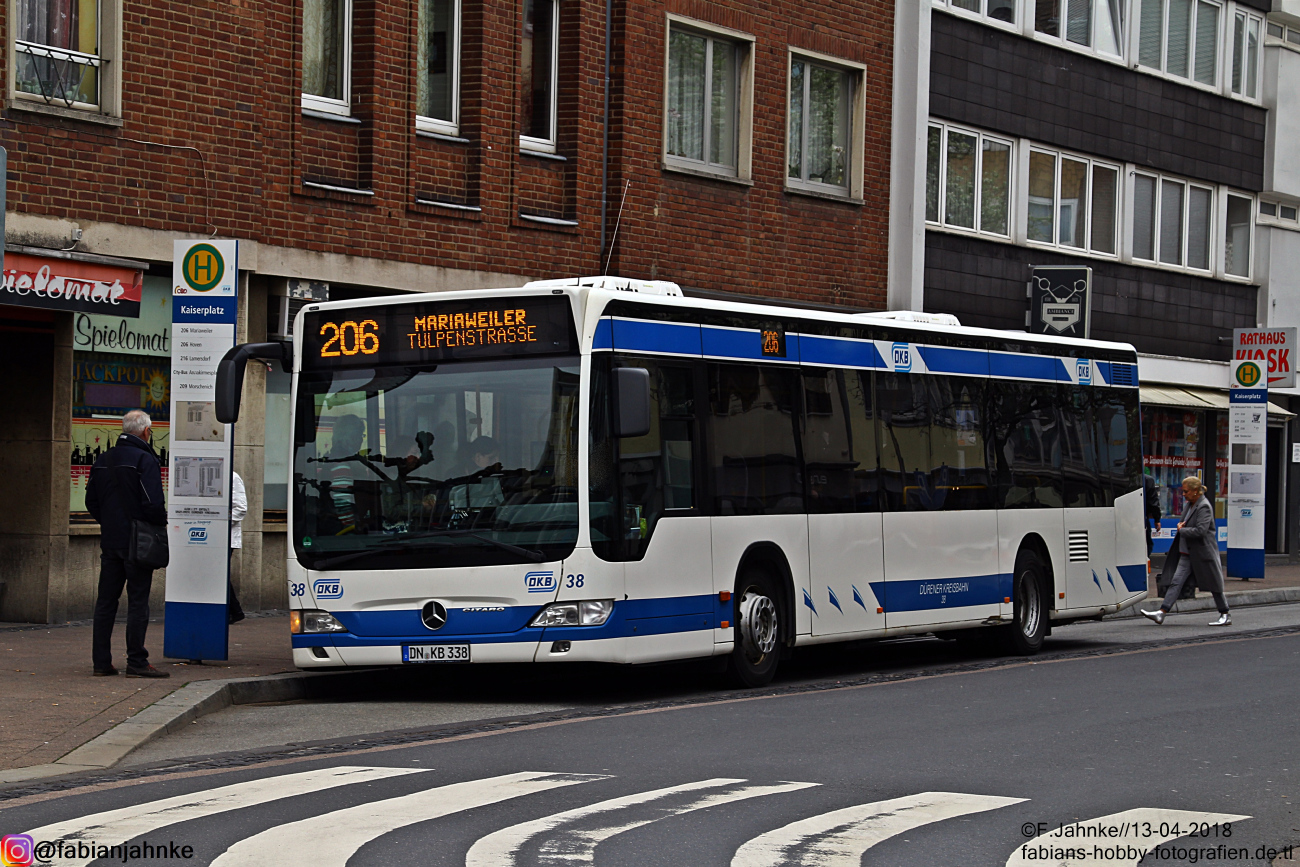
2,608,1298,866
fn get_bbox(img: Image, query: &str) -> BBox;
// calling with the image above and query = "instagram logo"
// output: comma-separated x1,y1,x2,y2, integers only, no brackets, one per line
0,835,33,866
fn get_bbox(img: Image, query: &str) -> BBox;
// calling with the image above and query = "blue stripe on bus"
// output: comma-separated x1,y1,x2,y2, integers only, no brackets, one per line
701,326,801,362
917,346,988,376
593,318,613,350
798,335,885,369
1117,564,1147,593
989,353,1063,382
611,318,702,356
869,574,1012,612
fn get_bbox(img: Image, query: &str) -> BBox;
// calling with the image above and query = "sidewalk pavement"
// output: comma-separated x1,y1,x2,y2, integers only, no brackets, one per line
0,613,294,773
1123,560,1300,615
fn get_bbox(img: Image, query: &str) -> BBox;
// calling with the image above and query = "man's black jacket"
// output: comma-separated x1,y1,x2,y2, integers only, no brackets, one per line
86,433,167,551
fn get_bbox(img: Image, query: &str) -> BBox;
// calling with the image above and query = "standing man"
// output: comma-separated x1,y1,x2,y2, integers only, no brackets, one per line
1143,472,1162,557
85,410,171,677
1142,475,1231,626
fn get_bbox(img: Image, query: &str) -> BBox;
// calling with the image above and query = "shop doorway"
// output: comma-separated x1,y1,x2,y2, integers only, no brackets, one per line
1267,425,1284,554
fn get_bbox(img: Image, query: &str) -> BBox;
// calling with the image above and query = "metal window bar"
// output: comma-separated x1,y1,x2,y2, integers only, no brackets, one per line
15,40,103,108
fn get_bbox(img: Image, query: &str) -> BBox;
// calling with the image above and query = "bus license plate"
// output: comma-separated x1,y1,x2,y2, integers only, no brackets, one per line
403,644,471,663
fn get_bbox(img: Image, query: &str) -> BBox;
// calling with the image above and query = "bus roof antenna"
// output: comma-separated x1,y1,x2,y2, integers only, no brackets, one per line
603,179,631,276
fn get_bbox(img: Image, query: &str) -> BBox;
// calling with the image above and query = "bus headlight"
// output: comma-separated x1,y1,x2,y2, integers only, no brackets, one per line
290,609,349,634
530,600,614,627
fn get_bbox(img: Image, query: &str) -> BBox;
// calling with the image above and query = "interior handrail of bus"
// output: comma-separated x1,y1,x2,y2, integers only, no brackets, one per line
215,341,293,424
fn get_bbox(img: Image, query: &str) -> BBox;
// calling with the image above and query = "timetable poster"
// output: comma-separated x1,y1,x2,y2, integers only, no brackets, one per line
1227,358,1267,579
165,239,238,661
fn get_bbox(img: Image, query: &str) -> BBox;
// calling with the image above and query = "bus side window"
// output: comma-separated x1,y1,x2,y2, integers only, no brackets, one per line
707,363,803,516
876,371,933,511
802,368,877,513
991,381,1063,509
928,375,991,511
1060,385,1106,508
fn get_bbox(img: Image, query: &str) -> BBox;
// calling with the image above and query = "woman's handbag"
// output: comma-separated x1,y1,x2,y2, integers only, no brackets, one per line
128,519,169,569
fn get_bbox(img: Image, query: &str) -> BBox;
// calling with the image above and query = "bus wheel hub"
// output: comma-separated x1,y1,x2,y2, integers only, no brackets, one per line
739,592,777,660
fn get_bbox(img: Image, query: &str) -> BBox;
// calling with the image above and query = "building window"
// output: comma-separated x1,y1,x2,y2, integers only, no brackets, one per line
935,0,1017,26
787,53,864,199
1035,0,1125,56
1137,0,1221,87
664,24,750,177
14,0,103,108
1223,193,1253,279
1026,148,1119,254
925,123,1012,237
302,0,352,114
1230,8,1262,99
1258,199,1300,227
416,0,460,134
520,0,560,152
1132,172,1213,271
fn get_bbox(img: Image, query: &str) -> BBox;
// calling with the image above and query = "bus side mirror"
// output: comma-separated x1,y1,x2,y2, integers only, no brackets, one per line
215,342,293,424
614,367,652,438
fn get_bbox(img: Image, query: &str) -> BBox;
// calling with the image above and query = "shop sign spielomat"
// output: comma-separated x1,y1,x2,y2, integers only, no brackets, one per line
2,252,144,318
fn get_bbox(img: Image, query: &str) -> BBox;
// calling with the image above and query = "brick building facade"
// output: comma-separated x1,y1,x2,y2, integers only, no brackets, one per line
0,0,900,622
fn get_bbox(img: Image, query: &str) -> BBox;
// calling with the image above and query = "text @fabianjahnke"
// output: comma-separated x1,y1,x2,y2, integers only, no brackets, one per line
407,309,538,350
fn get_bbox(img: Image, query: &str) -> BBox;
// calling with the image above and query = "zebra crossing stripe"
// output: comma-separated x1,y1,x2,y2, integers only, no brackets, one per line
466,777,819,867
209,772,607,867
22,766,423,867
1006,808,1251,866
732,791,1026,867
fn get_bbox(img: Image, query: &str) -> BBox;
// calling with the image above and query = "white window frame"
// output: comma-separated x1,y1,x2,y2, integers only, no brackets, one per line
662,15,754,182
1219,188,1255,280
1031,0,1128,60
8,0,122,118
784,48,866,202
926,121,1016,239
1258,198,1300,231
301,0,354,117
1132,0,1225,92
1263,17,1300,54
1023,145,1123,256
520,0,561,154
1225,5,1263,101
1128,169,1215,274
415,0,462,136
931,0,1020,32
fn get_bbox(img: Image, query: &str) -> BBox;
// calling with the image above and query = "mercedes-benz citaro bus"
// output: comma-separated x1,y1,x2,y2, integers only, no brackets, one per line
215,276,1147,687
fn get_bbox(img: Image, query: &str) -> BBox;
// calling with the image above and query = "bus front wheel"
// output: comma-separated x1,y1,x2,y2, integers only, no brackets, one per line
1003,549,1048,655
727,569,782,688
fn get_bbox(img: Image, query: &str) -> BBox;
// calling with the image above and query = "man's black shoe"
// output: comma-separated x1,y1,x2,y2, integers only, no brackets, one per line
125,665,170,678
93,666,118,676
228,611,246,625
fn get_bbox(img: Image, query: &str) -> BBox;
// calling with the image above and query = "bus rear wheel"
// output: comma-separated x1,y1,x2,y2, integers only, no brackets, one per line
726,569,782,688
1003,549,1048,655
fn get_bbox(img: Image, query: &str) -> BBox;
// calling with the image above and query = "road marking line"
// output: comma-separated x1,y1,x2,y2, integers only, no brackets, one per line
732,791,1026,867
22,766,423,867
209,772,606,867
1006,808,1251,866
466,778,818,867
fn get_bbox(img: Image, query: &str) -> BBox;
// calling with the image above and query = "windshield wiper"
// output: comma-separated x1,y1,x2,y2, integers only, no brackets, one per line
307,531,545,570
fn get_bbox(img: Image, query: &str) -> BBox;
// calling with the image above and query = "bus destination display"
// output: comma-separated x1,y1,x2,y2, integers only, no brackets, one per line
303,295,575,368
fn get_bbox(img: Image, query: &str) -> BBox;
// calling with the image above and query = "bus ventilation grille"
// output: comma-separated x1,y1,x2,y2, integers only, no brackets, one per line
1068,530,1089,562
1110,363,1136,386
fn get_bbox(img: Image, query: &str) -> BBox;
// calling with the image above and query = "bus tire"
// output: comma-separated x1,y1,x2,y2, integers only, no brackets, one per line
726,568,783,688
1003,549,1048,655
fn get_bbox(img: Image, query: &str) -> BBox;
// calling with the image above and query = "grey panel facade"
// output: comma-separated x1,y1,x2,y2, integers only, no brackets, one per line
923,232,1257,361
930,12,1267,191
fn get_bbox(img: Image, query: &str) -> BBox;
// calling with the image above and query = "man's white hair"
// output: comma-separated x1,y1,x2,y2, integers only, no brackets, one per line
122,410,152,437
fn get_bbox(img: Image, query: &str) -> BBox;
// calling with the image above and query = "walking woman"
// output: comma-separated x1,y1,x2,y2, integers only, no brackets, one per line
1142,475,1231,626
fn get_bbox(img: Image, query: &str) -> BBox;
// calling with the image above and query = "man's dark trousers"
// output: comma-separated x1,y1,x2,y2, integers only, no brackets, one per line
92,549,154,671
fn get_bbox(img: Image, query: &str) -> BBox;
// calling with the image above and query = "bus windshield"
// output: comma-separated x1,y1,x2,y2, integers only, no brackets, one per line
292,356,580,570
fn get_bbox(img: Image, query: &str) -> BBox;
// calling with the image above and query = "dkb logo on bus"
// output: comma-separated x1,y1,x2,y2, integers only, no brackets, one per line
421,601,449,630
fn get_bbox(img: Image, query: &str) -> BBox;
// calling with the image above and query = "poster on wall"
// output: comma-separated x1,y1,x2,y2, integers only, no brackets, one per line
1227,356,1267,579
165,239,238,662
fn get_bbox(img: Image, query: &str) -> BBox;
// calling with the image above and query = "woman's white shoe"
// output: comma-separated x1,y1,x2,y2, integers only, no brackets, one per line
1141,609,1166,625
1208,613,1232,626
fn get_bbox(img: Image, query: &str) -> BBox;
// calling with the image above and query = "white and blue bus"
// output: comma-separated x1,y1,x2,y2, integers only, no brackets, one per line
216,276,1147,686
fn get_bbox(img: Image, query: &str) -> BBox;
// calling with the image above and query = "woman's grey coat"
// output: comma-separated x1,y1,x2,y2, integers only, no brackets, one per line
1159,494,1225,594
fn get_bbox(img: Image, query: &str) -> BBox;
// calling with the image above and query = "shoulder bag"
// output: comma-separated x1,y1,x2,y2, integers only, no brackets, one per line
128,519,169,570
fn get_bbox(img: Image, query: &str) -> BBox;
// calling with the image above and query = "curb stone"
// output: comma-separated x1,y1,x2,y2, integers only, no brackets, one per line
1107,586,1300,618
0,669,377,785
